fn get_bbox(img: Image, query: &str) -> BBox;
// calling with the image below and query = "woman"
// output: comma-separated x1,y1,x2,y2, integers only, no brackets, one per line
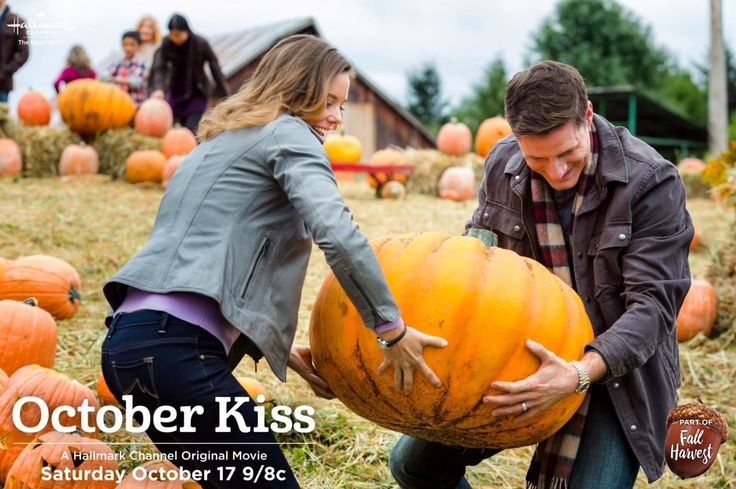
135,14,162,77
148,13,229,133
101,34,446,489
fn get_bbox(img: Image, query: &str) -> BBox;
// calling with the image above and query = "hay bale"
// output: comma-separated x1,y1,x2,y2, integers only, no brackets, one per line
13,124,83,177
91,128,161,178
707,233,736,343
679,170,711,199
406,149,485,196
0,102,20,139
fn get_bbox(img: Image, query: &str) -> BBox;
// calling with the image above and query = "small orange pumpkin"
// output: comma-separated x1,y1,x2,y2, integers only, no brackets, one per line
438,166,475,201
5,431,116,489
436,119,472,156
0,139,22,178
17,90,51,126
237,377,269,405
690,228,700,252
58,143,100,176
323,132,362,181
116,460,203,488
0,255,82,319
95,372,119,405
676,278,717,342
0,445,21,484
367,148,408,189
135,98,174,137
677,157,706,174
0,298,57,375
126,150,167,183
161,127,197,158
162,155,185,189
475,116,512,157
0,365,100,476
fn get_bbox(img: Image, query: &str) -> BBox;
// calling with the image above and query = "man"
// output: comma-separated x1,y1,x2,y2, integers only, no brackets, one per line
0,0,29,103
389,61,692,489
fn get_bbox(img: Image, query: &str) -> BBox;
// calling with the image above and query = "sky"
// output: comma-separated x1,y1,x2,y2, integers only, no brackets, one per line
5,0,736,113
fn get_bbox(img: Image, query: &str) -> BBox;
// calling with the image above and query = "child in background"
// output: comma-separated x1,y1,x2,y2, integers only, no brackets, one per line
53,45,96,92
100,31,148,107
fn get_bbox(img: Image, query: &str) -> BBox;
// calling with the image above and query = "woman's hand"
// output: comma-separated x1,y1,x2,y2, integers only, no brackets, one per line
481,339,579,422
376,326,447,395
287,344,335,399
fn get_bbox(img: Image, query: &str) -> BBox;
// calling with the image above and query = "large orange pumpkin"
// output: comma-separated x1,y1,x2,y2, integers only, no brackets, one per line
0,366,100,478
162,155,185,189
57,79,136,134
115,460,202,488
310,231,594,448
366,148,408,189
436,119,472,156
0,139,22,178
438,166,475,201
126,150,167,183
0,257,10,277
161,128,197,158
135,98,174,137
0,299,57,374
237,377,269,405
0,255,82,319
5,431,116,489
95,372,118,405
676,278,717,342
17,90,51,126
59,143,99,176
0,369,7,394
475,116,512,157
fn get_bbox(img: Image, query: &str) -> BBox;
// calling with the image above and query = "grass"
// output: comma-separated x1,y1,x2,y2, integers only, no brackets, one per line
0,176,734,488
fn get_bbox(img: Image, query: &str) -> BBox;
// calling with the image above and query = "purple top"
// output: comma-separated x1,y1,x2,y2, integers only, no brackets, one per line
54,65,96,92
116,288,240,353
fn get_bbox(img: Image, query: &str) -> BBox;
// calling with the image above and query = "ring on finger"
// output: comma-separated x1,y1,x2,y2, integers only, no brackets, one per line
521,401,528,412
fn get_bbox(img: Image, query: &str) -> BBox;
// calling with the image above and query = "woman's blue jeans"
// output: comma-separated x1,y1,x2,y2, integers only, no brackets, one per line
101,310,300,489
389,385,639,489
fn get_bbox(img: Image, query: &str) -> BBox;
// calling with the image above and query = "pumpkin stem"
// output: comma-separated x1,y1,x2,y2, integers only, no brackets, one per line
68,286,82,303
22,297,39,307
467,228,498,248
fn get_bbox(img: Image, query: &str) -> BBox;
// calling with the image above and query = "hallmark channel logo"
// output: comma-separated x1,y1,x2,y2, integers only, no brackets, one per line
6,11,73,46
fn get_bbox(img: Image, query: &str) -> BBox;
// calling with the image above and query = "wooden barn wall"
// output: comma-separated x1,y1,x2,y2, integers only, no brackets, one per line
349,78,434,150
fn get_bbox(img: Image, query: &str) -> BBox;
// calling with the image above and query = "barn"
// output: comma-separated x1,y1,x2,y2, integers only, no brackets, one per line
208,17,435,156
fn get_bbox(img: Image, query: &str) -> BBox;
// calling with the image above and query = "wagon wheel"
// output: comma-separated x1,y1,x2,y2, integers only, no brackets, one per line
380,180,407,200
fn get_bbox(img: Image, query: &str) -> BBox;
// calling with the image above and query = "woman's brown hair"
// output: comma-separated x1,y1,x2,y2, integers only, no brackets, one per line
198,34,352,141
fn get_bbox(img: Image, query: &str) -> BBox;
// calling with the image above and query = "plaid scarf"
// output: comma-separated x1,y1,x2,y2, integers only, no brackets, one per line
525,124,599,489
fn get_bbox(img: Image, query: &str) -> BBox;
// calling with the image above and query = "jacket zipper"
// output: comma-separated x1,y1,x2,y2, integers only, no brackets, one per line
241,237,270,299
511,182,539,261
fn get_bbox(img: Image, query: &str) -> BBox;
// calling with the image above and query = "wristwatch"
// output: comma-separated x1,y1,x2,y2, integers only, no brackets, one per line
570,360,591,393
376,325,408,350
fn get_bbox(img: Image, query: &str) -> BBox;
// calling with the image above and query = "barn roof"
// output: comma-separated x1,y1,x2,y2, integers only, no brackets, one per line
209,17,435,145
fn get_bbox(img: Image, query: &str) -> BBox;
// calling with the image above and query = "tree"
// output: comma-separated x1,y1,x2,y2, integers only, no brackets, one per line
452,57,508,135
406,62,448,134
709,0,728,154
530,0,670,88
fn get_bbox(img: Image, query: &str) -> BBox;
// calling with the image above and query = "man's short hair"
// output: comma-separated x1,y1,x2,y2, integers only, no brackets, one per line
122,31,141,44
504,60,588,136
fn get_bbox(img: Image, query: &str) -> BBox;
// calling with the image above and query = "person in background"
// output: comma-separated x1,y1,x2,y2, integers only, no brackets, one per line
148,13,229,133
135,14,161,78
100,31,148,107
0,0,29,102
53,45,96,93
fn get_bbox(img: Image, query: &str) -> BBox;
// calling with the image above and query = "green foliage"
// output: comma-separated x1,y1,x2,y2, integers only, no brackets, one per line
452,58,508,136
651,67,707,122
406,62,448,134
531,0,669,88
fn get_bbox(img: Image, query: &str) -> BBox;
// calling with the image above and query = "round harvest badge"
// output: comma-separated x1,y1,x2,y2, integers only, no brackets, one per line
665,400,728,479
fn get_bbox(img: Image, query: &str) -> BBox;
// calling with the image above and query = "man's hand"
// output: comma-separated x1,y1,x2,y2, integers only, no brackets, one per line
481,339,581,422
287,344,334,399
376,326,447,395
150,89,165,99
